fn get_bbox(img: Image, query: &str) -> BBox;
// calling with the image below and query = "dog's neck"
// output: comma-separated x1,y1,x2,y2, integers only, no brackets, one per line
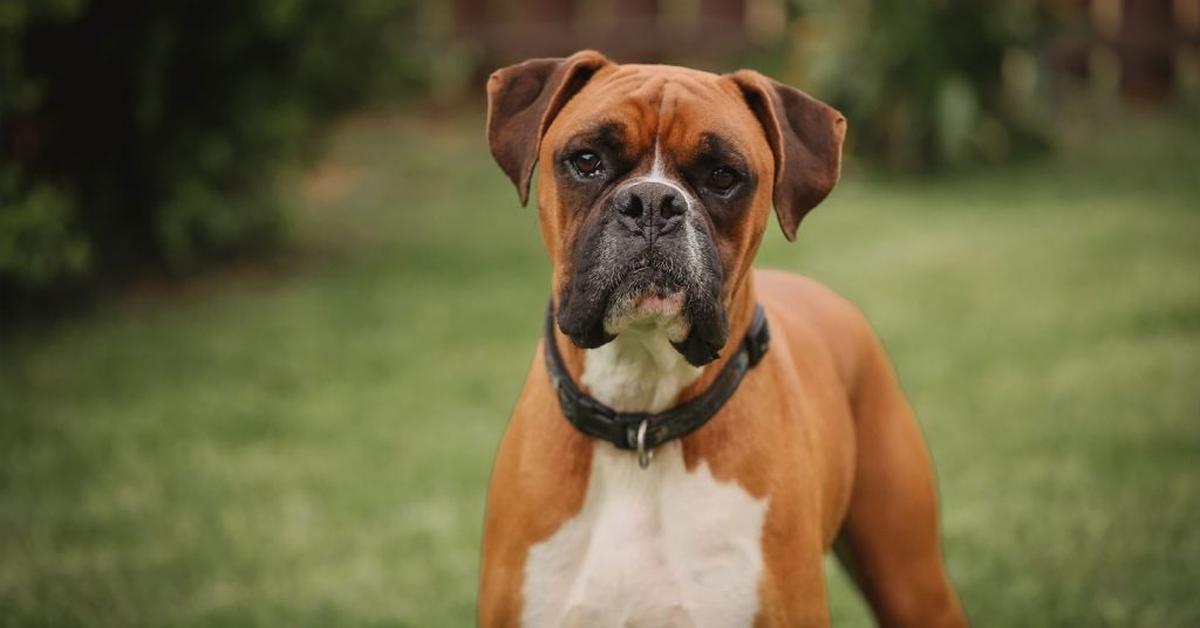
558,278,757,415
580,324,702,413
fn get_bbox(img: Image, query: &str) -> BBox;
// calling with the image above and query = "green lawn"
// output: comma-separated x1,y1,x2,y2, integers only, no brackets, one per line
2,109,1198,627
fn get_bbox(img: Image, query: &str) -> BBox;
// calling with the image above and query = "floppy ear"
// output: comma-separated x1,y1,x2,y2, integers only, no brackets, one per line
727,70,846,240
486,50,611,206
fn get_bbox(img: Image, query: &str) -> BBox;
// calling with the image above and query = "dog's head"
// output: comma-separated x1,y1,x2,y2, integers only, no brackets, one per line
487,51,845,366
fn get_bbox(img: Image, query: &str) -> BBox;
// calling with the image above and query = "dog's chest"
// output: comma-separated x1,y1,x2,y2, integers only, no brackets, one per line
522,444,768,628
521,334,769,628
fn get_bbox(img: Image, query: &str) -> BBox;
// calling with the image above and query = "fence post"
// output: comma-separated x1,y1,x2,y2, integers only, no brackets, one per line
1120,0,1176,103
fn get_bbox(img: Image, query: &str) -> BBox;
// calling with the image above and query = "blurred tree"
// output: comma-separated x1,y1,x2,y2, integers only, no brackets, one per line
787,0,1054,171
0,0,427,317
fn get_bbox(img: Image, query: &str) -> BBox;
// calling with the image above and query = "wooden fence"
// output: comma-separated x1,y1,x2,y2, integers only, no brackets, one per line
448,0,1200,105
1053,0,1200,104
449,0,784,66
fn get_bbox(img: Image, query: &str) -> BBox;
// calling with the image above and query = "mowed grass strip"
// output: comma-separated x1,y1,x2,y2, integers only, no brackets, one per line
1,111,1198,627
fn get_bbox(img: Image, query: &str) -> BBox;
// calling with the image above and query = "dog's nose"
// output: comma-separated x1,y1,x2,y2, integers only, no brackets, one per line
614,181,686,234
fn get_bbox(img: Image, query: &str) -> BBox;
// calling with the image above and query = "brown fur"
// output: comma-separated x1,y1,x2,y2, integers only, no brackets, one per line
479,51,967,627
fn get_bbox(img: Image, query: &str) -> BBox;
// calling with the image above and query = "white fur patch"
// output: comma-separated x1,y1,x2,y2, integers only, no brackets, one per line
585,316,698,413
682,216,705,281
521,326,769,627
614,141,698,214
521,442,768,628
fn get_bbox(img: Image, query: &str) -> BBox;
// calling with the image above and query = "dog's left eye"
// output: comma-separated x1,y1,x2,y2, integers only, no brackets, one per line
707,167,738,192
570,152,604,178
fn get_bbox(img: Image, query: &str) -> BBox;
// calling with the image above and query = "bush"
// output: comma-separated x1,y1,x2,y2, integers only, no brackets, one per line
788,0,1053,171
0,0,426,314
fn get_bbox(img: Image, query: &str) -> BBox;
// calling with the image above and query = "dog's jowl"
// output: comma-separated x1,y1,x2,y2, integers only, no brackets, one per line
478,50,968,628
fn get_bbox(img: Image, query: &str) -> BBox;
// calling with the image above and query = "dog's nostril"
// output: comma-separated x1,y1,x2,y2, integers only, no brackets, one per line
620,195,644,219
659,194,684,218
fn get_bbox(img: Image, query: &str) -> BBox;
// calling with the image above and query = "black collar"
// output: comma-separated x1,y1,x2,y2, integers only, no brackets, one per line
544,302,770,464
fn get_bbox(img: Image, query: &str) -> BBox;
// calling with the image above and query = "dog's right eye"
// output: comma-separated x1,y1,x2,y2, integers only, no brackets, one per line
707,167,738,192
569,152,605,178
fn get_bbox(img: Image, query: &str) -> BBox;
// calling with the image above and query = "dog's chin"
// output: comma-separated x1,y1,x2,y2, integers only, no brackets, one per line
599,287,727,367
558,264,729,367
602,289,691,343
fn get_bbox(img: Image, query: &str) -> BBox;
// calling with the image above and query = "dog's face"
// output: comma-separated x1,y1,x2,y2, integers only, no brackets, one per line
487,51,845,365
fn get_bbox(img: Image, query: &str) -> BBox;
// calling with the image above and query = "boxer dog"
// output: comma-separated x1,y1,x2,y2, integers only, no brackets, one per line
478,50,967,628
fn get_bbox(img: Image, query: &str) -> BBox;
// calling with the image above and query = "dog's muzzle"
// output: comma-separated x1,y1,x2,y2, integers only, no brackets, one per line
556,176,729,366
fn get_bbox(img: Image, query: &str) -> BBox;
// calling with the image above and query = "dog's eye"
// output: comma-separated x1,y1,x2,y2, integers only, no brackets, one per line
707,167,738,192
570,152,604,177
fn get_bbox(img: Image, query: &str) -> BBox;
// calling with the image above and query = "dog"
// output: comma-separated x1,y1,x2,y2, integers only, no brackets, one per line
477,50,967,628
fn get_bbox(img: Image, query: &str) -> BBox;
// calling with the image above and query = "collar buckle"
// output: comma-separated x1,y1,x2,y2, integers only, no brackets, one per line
635,419,654,469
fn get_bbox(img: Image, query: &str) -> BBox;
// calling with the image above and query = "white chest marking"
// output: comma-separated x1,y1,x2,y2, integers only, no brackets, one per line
522,330,769,628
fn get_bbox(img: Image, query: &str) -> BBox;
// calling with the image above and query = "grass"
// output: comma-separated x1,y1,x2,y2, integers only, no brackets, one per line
1,108,1198,627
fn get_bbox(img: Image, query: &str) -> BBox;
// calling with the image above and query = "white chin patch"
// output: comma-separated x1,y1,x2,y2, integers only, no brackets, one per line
603,288,690,342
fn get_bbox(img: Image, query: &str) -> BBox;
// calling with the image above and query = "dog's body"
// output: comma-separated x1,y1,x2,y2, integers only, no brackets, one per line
479,52,967,627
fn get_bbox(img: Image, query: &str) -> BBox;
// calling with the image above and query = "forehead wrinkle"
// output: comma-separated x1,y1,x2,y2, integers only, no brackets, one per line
591,69,674,148
598,69,665,105
656,77,748,153
679,87,770,170
570,67,764,170
553,114,618,142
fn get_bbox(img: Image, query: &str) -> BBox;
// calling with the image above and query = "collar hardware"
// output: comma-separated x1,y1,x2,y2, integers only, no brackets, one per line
544,302,771,466
635,419,653,469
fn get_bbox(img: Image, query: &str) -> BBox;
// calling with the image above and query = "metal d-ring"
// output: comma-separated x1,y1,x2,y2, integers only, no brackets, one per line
636,419,654,469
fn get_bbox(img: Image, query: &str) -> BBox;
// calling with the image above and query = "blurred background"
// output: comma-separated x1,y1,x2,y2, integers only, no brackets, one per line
1,0,1198,625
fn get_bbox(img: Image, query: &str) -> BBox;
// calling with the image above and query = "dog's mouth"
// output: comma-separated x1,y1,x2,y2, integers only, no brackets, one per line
557,255,729,366
602,270,690,342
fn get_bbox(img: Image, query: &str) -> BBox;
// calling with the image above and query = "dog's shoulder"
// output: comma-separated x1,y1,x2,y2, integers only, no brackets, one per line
754,268,884,388
755,268,872,334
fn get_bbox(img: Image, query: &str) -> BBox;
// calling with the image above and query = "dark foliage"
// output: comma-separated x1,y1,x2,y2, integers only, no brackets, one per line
791,0,1054,171
0,0,423,317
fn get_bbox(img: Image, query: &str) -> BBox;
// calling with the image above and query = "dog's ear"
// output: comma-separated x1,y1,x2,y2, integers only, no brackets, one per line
486,50,611,206
727,70,846,241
